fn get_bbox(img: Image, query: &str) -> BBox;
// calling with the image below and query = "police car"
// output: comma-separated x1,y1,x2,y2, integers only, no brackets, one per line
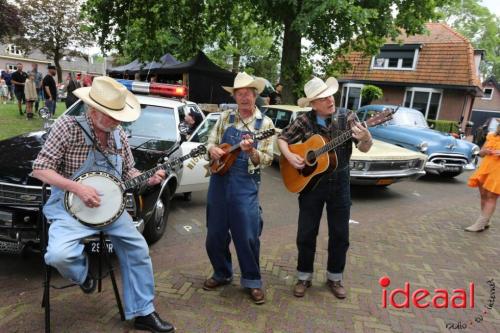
0,79,210,253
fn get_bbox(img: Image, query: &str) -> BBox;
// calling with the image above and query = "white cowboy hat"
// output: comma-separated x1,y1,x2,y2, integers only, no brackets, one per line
223,72,266,95
298,76,339,107
73,76,140,122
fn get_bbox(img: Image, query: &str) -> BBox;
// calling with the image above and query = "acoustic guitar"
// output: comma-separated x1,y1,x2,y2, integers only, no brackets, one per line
209,129,276,175
280,108,396,193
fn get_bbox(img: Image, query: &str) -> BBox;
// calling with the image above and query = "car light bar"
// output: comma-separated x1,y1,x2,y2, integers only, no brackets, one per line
116,79,188,98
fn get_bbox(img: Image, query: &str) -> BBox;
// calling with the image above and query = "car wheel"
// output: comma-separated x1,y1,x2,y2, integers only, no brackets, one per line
439,171,462,178
143,188,171,245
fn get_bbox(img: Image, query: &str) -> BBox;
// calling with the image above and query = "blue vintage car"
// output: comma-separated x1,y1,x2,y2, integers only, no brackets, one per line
356,105,480,178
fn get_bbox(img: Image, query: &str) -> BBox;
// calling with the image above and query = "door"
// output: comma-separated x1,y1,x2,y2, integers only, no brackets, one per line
177,113,220,193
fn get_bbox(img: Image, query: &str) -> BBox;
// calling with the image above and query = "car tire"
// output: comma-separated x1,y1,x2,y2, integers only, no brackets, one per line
143,188,171,245
439,171,462,178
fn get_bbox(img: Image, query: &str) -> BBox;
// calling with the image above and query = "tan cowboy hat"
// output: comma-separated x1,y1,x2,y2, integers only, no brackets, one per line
223,72,266,95
298,76,339,107
73,76,140,122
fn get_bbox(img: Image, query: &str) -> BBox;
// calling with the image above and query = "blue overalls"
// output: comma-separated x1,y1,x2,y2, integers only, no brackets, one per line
206,114,263,289
43,116,155,320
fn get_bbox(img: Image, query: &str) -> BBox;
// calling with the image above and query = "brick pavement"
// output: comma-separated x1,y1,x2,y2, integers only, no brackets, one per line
0,174,499,332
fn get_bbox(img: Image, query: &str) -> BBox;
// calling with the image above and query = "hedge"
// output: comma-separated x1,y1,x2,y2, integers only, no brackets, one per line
427,119,459,133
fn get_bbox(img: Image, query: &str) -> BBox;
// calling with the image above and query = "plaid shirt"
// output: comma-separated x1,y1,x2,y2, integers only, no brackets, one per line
207,108,274,171
278,109,359,144
33,113,138,180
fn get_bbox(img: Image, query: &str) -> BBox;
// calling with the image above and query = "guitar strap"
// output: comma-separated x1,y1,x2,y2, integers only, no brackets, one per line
74,117,122,177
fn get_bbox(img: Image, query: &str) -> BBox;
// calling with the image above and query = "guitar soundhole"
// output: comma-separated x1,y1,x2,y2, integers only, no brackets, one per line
305,151,316,166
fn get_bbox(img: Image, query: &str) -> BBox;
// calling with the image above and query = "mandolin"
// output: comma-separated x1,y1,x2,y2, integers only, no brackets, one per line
209,129,276,175
280,108,396,193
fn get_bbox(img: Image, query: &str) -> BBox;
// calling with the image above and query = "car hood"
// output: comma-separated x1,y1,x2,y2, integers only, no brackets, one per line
352,139,427,161
386,125,458,144
0,131,177,186
0,131,47,185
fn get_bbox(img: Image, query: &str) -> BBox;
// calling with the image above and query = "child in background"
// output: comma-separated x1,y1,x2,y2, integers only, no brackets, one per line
24,72,37,119
0,78,6,104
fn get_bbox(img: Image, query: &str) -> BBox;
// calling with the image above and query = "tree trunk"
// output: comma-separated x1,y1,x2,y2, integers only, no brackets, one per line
280,16,302,104
53,54,63,83
232,52,240,73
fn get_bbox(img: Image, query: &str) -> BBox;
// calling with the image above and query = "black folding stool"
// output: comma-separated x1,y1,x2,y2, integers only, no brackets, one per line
39,184,125,333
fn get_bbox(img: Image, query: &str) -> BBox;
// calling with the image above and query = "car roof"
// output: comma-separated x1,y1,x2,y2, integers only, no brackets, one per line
135,95,196,108
359,104,417,113
262,105,311,112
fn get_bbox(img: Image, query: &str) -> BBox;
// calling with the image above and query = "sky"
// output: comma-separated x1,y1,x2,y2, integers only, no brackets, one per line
480,0,500,16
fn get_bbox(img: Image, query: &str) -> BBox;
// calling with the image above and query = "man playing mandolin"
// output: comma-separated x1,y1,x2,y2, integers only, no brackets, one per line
32,76,175,332
204,72,274,304
277,77,372,299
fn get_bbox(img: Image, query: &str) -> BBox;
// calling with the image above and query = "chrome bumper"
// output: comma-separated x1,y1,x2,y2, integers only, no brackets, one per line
350,169,426,185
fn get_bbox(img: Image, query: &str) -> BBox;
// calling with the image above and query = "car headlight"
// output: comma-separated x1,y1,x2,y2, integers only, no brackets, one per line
472,145,480,156
349,161,366,170
408,159,419,168
349,161,355,169
418,141,428,153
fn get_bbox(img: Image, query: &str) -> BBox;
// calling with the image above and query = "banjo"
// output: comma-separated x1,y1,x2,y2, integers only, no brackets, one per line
64,145,207,227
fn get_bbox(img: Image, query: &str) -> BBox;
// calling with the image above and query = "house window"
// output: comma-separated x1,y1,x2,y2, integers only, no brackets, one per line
5,44,23,56
340,84,364,110
403,87,442,120
482,88,493,100
371,46,419,70
6,64,17,71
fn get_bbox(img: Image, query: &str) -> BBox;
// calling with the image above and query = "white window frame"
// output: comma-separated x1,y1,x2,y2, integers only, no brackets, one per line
404,87,443,120
370,48,419,71
5,44,23,56
340,83,364,110
482,88,493,100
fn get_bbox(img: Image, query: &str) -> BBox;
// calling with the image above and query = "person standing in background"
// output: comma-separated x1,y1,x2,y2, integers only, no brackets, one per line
29,63,43,112
11,63,28,115
24,72,38,119
42,65,58,116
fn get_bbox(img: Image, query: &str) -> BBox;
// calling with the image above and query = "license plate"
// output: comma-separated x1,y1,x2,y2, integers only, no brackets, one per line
376,178,394,185
85,240,114,254
445,166,461,172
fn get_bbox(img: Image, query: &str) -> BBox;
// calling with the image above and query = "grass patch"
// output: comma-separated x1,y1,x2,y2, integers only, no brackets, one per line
0,102,66,140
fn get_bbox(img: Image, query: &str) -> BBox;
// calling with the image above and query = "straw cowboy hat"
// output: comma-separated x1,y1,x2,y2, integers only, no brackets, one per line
297,76,339,107
223,72,266,95
73,76,140,122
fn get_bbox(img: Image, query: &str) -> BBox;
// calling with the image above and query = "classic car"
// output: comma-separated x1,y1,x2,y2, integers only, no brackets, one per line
356,105,480,178
261,105,427,186
0,80,209,254
473,117,499,147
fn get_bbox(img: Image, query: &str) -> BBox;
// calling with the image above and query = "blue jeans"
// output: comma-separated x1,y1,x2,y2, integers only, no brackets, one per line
45,99,56,116
296,167,351,282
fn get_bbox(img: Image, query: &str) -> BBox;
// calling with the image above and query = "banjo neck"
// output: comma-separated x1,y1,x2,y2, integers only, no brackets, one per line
121,154,193,191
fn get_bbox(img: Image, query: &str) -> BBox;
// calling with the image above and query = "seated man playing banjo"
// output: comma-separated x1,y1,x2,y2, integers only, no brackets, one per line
32,76,175,333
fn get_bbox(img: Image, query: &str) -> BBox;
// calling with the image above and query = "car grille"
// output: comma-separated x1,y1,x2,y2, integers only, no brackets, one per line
368,159,421,172
428,154,468,166
0,182,47,207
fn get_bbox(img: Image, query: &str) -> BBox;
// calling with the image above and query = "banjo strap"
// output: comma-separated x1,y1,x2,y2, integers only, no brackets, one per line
74,117,122,177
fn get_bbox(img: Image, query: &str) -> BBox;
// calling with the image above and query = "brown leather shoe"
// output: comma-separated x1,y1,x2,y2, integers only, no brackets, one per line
327,280,347,299
293,280,312,297
249,288,265,304
202,277,231,291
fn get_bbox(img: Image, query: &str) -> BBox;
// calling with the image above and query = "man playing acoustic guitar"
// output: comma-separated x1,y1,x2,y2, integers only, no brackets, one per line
32,77,175,332
204,72,274,304
277,77,372,299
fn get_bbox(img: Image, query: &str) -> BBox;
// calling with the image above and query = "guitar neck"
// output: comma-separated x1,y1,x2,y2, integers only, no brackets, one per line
122,154,191,190
314,129,354,158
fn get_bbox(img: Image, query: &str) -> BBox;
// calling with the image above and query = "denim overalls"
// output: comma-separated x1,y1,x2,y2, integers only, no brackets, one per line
206,114,263,289
43,116,155,319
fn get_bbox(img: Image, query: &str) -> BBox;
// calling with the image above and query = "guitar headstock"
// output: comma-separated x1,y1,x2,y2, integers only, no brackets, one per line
365,106,398,127
254,129,276,140
190,145,207,158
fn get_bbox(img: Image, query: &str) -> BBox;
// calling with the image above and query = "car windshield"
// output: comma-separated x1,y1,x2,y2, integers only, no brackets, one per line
488,118,499,132
389,109,429,128
122,105,177,142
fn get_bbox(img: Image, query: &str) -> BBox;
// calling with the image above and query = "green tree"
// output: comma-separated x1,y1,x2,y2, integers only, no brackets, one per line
0,0,23,41
18,0,92,82
361,85,383,106
436,0,500,78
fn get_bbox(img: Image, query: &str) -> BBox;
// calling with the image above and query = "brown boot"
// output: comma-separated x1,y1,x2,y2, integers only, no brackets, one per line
327,280,347,299
249,288,265,304
293,280,312,297
202,277,231,291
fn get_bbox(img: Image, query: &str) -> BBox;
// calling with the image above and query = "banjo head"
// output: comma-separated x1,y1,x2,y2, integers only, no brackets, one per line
65,171,125,227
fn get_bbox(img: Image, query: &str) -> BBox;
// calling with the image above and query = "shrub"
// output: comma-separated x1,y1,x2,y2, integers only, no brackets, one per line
361,85,383,106
427,119,459,133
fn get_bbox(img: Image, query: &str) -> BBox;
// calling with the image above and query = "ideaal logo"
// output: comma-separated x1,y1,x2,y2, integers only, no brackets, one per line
379,276,474,309
379,276,496,330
